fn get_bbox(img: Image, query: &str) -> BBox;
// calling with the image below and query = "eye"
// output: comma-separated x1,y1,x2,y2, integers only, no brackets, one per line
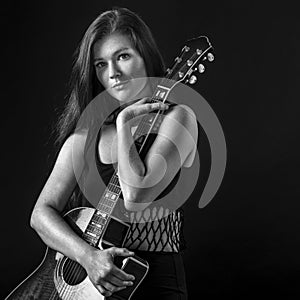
118,53,130,60
95,61,106,69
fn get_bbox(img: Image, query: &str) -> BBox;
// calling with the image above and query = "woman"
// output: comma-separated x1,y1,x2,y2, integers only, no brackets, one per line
30,7,197,299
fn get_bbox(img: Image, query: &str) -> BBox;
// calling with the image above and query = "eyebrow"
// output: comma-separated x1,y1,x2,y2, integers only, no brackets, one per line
94,47,130,62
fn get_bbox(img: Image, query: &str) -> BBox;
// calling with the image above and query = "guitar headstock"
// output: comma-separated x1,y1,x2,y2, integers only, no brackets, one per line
165,36,214,85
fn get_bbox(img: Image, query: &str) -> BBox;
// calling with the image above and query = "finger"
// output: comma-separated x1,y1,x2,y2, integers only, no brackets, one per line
110,247,135,258
101,281,115,292
112,265,135,281
100,280,127,294
96,285,112,298
148,102,169,111
106,273,134,287
113,286,127,293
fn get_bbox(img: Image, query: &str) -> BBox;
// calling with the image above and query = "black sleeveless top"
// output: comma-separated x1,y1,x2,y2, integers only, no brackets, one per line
71,101,187,252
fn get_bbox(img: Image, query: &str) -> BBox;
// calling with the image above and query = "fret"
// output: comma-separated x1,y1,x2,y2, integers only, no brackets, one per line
103,191,118,202
94,208,109,216
82,232,98,245
84,209,108,241
111,176,120,186
91,221,103,228
134,119,156,141
96,206,110,214
108,183,121,194
154,85,171,101
95,210,107,217
101,199,115,207
92,215,107,225
135,122,152,134
97,204,112,214
106,200,114,207
86,231,97,238
108,182,120,188
86,224,103,235
101,198,114,207
151,97,163,103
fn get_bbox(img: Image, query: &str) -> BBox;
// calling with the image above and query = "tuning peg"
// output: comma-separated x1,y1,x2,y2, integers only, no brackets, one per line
207,53,214,62
198,64,205,73
178,71,184,78
188,75,197,84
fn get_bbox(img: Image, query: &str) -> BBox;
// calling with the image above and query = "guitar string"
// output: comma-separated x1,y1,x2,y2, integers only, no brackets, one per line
61,268,77,300
54,258,74,299
63,277,73,300
53,268,72,300
48,255,83,300
48,275,65,300
62,258,80,297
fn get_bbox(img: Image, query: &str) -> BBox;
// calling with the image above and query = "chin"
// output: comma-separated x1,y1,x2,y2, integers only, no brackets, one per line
111,92,137,103
113,88,146,103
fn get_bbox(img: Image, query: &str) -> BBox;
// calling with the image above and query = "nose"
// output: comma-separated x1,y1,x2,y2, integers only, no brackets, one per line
108,61,121,79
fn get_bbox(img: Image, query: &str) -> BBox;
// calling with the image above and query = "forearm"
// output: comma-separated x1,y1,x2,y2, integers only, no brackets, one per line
30,205,94,265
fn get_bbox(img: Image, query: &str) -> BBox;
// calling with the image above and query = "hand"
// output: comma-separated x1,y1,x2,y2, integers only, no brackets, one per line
81,247,135,297
117,98,169,125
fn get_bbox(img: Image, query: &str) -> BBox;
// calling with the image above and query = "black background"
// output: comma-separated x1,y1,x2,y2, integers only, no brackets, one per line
1,0,300,298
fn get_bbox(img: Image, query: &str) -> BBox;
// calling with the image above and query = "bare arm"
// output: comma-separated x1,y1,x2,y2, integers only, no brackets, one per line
116,99,198,211
30,133,91,261
30,133,134,297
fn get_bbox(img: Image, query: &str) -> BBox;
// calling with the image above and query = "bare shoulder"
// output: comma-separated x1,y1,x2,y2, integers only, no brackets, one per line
46,130,89,189
158,104,198,167
56,131,88,165
35,131,88,212
164,103,197,134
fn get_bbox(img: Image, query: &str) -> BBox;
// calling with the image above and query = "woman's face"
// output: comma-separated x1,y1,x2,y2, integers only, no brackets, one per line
93,32,150,103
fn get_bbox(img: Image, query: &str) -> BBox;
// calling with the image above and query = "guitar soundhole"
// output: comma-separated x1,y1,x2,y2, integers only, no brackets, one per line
62,258,87,286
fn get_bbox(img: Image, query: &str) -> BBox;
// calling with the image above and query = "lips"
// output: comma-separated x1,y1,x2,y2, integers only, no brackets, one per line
112,80,129,88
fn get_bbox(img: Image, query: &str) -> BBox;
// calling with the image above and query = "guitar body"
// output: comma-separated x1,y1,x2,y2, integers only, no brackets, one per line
5,207,149,300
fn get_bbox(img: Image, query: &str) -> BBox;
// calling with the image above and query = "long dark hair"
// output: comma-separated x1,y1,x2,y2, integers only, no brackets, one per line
55,7,165,150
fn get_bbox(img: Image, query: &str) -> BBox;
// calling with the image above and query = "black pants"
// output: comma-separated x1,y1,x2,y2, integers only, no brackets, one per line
131,251,188,300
